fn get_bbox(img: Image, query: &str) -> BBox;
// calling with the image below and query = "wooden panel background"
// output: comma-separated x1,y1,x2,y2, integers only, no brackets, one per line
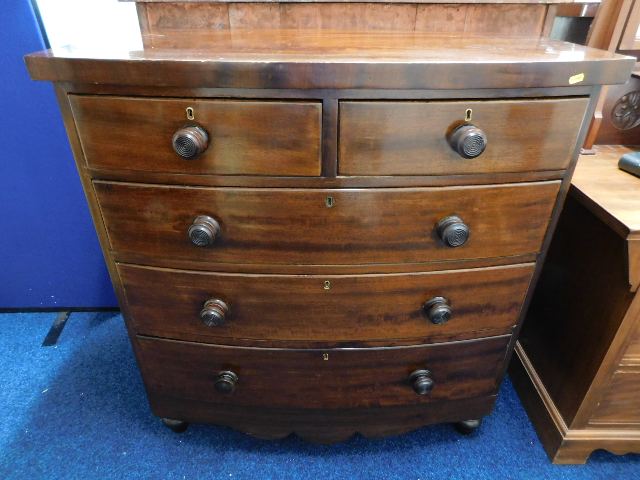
137,2,548,35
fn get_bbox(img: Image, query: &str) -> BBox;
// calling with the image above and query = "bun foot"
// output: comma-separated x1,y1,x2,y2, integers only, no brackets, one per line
454,419,482,435
161,418,189,433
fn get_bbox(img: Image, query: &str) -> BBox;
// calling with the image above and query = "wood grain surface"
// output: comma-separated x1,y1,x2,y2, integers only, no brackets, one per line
119,262,534,345
129,0,591,4
622,323,640,364
339,98,589,175
94,181,560,267
136,334,510,409
572,145,640,238
589,369,640,425
25,18,623,441
25,33,635,90
137,2,547,36
147,393,498,443
572,146,640,292
70,95,322,176
86,166,566,189
517,195,635,426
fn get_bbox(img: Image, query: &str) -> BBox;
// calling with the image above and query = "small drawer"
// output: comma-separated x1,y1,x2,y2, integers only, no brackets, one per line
135,335,509,409
339,98,588,176
95,181,559,267
120,263,534,345
70,95,322,176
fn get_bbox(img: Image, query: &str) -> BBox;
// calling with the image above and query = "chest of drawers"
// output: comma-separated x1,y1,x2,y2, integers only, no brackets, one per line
26,14,633,442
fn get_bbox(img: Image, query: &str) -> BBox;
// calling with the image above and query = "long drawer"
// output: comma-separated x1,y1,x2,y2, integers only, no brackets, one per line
339,98,588,176
120,263,534,344
95,181,559,267
136,335,510,409
70,95,322,176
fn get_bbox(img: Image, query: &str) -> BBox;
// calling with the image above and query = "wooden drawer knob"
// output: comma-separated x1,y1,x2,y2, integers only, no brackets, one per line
172,125,209,159
409,369,434,395
436,215,469,247
448,124,487,159
214,370,238,394
423,296,452,325
200,299,229,327
188,215,220,247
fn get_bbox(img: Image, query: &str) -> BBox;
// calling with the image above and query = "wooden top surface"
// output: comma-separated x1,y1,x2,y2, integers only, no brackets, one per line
572,145,640,238
25,32,634,89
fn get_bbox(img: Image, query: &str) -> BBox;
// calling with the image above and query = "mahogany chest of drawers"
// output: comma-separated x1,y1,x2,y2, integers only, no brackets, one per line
26,5,633,441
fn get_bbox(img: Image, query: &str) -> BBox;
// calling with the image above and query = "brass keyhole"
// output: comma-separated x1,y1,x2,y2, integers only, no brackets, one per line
323,353,329,361
465,108,473,122
325,196,335,208
323,280,331,290
186,106,195,120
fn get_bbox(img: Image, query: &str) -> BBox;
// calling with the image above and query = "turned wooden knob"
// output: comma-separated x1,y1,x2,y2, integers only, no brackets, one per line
200,299,229,327
188,215,220,247
172,124,209,159
214,370,238,394
409,369,434,395
448,124,487,159
436,215,469,247
423,297,452,325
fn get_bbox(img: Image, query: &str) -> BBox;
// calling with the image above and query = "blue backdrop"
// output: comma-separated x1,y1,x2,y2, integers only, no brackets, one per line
0,1,117,308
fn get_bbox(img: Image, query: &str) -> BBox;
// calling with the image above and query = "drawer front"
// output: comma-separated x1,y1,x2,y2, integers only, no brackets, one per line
136,335,510,409
590,370,640,425
70,95,322,176
120,263,534,344
95,181,559,267
339,98,588,176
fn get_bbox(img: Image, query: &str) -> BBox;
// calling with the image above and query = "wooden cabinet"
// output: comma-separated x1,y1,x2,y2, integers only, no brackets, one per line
25,0,633,443
510,145,640,463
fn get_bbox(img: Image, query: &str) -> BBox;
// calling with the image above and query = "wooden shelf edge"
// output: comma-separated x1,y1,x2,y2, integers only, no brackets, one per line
512,342,570,435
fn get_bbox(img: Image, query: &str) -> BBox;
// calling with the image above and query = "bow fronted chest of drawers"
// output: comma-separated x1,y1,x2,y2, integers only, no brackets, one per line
26,9,633,441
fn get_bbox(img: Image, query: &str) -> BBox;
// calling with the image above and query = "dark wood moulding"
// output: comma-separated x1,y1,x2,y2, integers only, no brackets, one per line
25,32,634,90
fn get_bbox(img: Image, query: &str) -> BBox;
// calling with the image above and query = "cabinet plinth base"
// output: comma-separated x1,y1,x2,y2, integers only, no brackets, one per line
510,342,640,464
150,395,497,444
